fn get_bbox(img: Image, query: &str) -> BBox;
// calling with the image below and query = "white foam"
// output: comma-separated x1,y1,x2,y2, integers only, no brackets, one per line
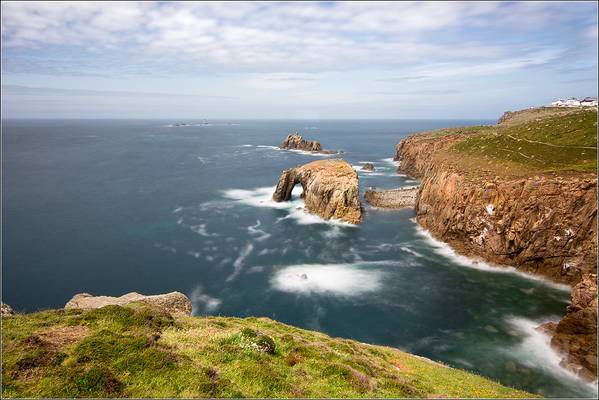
506,317,598,395
190,223,218,237
222,185,357,227
226,242,254,282
172,207,183,214
189,286,222,314
270,263,385,296
414,223,570,291
247,220,271,242
381,157,400,167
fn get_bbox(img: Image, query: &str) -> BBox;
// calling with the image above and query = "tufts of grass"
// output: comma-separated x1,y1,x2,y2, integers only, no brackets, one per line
2,308,536,398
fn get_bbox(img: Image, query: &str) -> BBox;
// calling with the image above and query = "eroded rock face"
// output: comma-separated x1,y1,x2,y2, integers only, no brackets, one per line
65,291,192,316
272,159,361,224
539,274,597,381
364,187,417,208
395,137,597,285
280,132,322,152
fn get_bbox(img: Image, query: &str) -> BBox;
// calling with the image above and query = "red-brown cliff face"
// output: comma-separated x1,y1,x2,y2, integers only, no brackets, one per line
393,107,597,381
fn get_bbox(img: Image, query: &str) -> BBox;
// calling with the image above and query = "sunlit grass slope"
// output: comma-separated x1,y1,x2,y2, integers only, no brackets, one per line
1,303,534,398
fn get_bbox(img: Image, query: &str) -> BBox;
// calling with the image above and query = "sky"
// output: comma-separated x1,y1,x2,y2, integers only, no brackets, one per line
1,1,597,119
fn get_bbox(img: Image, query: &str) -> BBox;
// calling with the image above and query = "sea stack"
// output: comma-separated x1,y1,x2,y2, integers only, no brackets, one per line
279,131,338,154
272,159,362,224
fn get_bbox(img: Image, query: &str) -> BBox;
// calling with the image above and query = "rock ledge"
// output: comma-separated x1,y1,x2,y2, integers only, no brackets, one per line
65,291,192,316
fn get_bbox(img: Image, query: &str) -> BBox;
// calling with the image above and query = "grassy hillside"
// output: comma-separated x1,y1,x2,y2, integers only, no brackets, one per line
2,303,533,398
405,107,597,179
451,108,597,175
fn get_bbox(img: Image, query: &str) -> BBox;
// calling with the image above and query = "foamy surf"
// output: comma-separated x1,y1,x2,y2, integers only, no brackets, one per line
413,222,570,291
506,317,598,396
270,262,387,296
222,185,358,228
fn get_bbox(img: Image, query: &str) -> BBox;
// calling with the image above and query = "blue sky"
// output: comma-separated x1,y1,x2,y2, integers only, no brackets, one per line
1,1,597,119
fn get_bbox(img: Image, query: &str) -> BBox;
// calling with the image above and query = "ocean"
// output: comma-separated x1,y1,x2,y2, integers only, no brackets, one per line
2,119,596,397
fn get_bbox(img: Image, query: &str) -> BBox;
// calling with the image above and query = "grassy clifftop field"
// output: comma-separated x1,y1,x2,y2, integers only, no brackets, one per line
398,107,597,180
1,303,533,398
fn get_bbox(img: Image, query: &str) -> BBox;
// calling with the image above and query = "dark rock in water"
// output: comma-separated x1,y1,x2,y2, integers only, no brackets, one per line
272,159,361,224
64,291,193,316
2,302,15,317
300,273,308,280
279,132,338,154
364,187,418,208
361,163,375,172
539,274,597,381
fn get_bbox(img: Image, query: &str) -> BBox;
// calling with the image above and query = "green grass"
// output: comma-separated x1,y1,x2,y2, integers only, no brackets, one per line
450,109,597,174
2,304,534,398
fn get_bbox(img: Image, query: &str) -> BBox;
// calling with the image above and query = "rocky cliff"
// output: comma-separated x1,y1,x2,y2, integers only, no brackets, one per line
415,170,596,284
394,107,597,380
272,159,362,224
279,132,337,154
394,108,597,284
540,274,597,381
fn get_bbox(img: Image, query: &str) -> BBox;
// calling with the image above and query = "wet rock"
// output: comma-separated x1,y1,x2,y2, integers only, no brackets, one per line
64,291,192,316
361,163,375,172
279,132,337,154
364,187,418,208
272,159,362,224
541,274,597,381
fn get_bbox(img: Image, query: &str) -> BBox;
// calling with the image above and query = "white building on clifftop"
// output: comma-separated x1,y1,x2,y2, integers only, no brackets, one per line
548,97,597,107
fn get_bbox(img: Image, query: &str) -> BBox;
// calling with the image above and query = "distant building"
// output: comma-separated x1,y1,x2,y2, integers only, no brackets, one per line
580,97,598,107
548,97,596,107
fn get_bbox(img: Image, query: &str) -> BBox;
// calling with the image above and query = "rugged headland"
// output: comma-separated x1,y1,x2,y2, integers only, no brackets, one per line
394,106,598,380
279,132,338,154
273,159,362,224
1,292,532,398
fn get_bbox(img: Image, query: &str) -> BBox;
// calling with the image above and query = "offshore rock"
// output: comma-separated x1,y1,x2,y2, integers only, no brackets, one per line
361,163,375,172
65,291,192,316
279,132,338,154
364,187,418,208
272,159,362,224
539,274,597,381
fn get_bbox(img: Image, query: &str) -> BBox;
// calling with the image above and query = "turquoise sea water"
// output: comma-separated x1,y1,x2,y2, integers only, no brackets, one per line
2,119,596,397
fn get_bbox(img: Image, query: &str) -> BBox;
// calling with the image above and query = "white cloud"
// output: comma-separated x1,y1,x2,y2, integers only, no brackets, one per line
2,1,593,74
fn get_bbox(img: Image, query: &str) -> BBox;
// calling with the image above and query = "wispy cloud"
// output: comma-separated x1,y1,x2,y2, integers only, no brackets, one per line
2,1,595,75
2,84,237,99
1,1,597,118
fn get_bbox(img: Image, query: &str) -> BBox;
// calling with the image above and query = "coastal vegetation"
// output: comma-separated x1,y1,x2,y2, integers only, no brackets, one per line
2,302,533,398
